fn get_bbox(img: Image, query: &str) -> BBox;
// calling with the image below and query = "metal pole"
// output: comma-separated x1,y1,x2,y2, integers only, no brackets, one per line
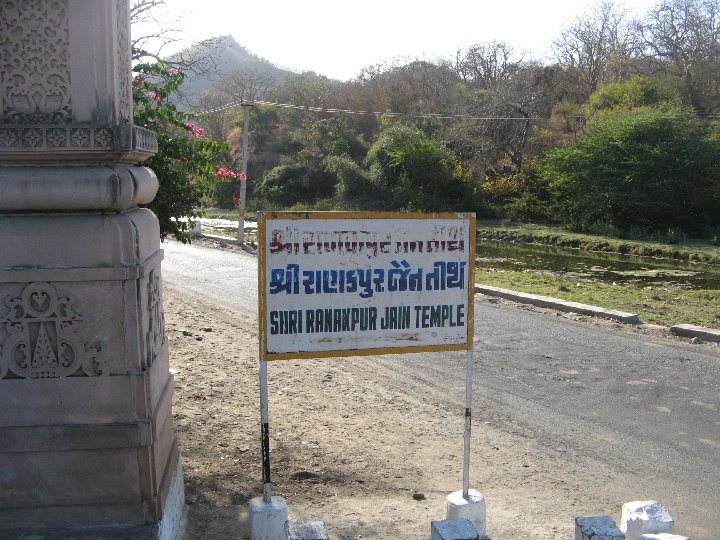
237,102,250,244
463,348,474,498
259,358,272,502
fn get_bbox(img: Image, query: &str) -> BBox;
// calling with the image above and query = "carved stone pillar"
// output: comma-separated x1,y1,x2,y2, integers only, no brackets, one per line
0,1,184,537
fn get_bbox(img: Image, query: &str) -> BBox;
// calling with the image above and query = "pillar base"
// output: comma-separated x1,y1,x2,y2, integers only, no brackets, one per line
0,210,181,535
445,490,487,539
249,496,288,540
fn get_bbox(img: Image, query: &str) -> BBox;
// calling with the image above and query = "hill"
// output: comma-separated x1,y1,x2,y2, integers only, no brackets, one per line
167,35,295,106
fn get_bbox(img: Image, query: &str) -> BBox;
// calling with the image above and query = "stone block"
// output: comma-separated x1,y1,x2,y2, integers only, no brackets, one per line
431,518,479,540
621,501,674,540
576,516,625,540
639,534,690,540
0,166,158,212
286,520,329,540
0,209,160,269
445,490,486,539
248,496,288,540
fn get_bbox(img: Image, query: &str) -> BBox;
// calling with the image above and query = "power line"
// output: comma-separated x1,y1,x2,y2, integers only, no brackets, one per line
195,98,720,122
195,98,545,121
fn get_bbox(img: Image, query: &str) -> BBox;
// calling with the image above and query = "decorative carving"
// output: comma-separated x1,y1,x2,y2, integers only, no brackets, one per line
0,126,115,151
0,0,73,124
0,282,106,379
145,270,166,369
134,125,159,154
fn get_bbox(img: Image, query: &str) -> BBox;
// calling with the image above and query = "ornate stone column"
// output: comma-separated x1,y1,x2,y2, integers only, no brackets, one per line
0,1,184,537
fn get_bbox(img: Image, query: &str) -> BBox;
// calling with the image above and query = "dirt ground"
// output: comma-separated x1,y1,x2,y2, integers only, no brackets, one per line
165,239,713,540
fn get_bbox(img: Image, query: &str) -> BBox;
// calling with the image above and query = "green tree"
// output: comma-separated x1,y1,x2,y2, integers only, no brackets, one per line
365,125,477,211
546,108,720,234
588,75,681,112
322,155,379,208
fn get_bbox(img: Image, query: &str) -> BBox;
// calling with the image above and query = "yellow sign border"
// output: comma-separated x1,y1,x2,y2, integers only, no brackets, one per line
258,211,476,361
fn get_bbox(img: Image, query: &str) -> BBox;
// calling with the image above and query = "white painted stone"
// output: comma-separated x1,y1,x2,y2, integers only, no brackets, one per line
640,534,690,540
575,516,624,540
286,520,329,540
249,496,289,540
0,166,158,211
621,501,674,540
445,490,486,539
431,518,479,540
157,455,187,540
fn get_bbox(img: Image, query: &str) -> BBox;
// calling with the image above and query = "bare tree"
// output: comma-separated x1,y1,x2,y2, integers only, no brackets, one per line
553,1,639,99
216,68,276,103
130,0,180,53
130,1,225,84
455,41,522,91
637,0,720,110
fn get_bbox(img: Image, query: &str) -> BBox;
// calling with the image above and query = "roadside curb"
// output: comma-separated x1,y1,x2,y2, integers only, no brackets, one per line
669,323,720,343
474,283,641,324
199,233,257,254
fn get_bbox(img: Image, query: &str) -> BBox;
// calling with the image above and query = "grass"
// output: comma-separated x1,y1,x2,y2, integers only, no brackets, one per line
475,269,720,328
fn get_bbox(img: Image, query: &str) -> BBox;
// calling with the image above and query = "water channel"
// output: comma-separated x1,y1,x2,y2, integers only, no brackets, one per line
476,241,720,290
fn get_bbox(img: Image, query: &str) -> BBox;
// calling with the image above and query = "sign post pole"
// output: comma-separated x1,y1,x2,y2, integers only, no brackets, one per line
259,357,272,502
462,347,474,498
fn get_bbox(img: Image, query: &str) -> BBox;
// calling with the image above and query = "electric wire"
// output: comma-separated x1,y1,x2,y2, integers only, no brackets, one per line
195,98,547,121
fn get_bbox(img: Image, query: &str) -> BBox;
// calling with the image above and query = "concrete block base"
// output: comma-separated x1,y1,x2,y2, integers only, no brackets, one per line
445,490,486,539
249,496,288,540
621,501,674,540
575,516,625,540
286,520,329,540
431,518,479,540
640,534,690,540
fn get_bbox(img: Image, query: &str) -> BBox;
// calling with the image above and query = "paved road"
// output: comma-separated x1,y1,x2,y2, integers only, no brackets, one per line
162,240,720,536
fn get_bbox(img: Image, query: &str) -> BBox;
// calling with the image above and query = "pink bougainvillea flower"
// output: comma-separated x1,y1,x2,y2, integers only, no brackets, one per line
216,167,247,181
148,90,160,103
232,197,242,207
185,122,205,138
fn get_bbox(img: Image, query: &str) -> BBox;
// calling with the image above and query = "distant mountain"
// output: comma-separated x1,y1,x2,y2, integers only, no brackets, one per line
166,35,295,107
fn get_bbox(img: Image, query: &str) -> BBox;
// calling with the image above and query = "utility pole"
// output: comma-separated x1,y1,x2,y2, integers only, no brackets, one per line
238,101,251,244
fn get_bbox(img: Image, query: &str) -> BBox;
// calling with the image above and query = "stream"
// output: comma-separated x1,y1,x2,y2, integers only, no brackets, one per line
476,240,720,290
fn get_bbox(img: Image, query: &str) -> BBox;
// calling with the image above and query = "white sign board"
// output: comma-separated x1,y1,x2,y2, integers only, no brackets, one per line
258,212,476,360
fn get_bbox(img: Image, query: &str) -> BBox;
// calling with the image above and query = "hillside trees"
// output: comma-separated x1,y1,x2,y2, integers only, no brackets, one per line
135,0,720,239
448,45,561,190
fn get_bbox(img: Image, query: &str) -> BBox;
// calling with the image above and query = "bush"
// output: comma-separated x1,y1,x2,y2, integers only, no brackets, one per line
365,124,477,211
545,108,720,235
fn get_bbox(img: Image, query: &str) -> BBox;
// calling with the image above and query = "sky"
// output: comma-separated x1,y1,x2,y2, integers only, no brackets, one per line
132,0,659,81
